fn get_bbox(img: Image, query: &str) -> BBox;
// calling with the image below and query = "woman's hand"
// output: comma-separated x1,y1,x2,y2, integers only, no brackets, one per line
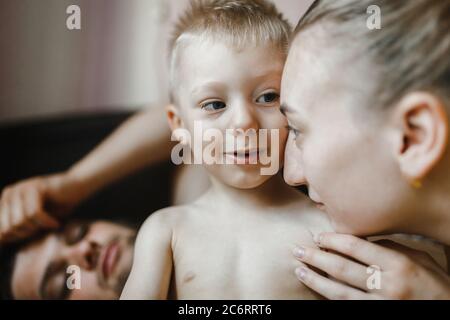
0,172,86,244
293,233,450,300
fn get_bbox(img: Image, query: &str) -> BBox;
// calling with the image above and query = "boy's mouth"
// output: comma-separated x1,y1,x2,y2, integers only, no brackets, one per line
224,148,264,164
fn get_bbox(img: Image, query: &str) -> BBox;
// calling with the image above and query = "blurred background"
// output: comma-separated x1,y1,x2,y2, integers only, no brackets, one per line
0,0,313,123
0,0,314,221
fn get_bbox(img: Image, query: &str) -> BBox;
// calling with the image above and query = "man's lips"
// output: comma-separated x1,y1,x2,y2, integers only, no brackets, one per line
101,242,121,281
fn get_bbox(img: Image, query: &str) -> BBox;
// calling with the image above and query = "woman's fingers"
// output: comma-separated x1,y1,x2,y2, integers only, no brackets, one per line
293,246,370,291
374,239,446,275
295,264,373,300
316,233,403,268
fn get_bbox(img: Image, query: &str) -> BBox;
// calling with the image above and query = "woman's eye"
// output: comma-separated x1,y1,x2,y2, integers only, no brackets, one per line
201,101,226,112
63,222,89,246
256,92,279,104
286,125,301,138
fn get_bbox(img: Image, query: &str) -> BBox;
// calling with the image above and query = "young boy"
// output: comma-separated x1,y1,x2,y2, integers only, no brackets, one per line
120,0,333,299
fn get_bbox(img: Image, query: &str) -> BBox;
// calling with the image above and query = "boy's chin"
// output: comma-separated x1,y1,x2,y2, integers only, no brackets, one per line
215,170,274,189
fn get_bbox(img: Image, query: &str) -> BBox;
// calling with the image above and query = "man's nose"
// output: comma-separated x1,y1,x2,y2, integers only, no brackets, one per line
230,101,259,133
283,133,307,186
65,241,100,271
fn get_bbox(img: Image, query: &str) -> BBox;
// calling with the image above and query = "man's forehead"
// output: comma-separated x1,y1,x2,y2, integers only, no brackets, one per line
12,234,58,299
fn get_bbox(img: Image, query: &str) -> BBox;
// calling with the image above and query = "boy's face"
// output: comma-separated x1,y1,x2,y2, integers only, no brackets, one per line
173,37,288,189
281,28,408,235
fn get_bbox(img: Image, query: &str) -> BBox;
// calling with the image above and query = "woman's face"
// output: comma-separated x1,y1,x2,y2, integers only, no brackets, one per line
281,28,410,236
11,220,136,300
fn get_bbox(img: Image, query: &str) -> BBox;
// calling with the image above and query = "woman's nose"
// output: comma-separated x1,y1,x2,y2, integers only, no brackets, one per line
65,241,100,271
283,133,307,186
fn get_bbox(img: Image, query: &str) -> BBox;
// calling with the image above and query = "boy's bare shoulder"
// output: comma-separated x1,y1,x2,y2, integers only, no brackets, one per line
141,204,198,231
133,206,192,247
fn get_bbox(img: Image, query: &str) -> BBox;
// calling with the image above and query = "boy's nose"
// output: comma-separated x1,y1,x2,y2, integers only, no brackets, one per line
230,102,259,132
284,134,306,186
65,241,100,271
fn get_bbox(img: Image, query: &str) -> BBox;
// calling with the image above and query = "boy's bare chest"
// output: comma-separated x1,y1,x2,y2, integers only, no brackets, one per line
172,216,323,299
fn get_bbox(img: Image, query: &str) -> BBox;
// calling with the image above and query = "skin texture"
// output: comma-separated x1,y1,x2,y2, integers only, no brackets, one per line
281,24,450,299
11,220,135,300
120,38,334,300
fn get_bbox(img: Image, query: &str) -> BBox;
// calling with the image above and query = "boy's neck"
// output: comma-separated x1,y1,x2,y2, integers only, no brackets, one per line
207,173,304,211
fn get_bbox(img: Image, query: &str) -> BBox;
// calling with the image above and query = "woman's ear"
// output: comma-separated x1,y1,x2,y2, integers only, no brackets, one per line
394,92,449,183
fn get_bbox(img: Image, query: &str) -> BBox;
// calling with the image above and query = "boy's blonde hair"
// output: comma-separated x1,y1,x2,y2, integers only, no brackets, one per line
294,0,450,109
169,0,291,103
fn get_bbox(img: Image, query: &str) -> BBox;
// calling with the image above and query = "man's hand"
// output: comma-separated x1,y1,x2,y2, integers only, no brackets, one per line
293,233,450,300
0,172,85,244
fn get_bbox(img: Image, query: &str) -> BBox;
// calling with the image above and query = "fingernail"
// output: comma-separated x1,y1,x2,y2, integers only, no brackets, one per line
314,233,324,246
295,267,307,281
293,247,305,259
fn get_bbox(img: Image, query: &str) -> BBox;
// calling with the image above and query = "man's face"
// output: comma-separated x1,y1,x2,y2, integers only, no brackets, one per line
173,37,288,189
281,26,408,235
12,220,135,300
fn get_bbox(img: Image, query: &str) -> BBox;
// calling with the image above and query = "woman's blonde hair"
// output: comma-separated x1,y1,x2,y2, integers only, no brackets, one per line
295,0,450,109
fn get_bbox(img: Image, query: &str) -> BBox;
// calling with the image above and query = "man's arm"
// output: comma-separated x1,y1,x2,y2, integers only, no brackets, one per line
120,210,174,299
0,106,173,243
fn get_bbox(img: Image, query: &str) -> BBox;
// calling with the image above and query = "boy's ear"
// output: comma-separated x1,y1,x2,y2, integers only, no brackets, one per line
166,104,187,143
166,104,184,131
393,92,448,182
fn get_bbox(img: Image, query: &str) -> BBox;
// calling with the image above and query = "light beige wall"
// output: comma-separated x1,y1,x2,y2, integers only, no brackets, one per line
0,0,167,122
0,0,314,123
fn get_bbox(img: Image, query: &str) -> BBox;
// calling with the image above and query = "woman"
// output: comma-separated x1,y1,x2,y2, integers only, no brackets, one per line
282,0,450,299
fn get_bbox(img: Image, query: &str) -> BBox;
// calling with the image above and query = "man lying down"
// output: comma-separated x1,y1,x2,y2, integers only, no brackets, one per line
0,220,136,300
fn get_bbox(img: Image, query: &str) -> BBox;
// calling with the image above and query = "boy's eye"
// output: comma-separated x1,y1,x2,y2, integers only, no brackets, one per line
256,92,280,104
201,101,226,112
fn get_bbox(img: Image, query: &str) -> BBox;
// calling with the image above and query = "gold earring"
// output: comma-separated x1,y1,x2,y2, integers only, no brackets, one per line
411,179,422,189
